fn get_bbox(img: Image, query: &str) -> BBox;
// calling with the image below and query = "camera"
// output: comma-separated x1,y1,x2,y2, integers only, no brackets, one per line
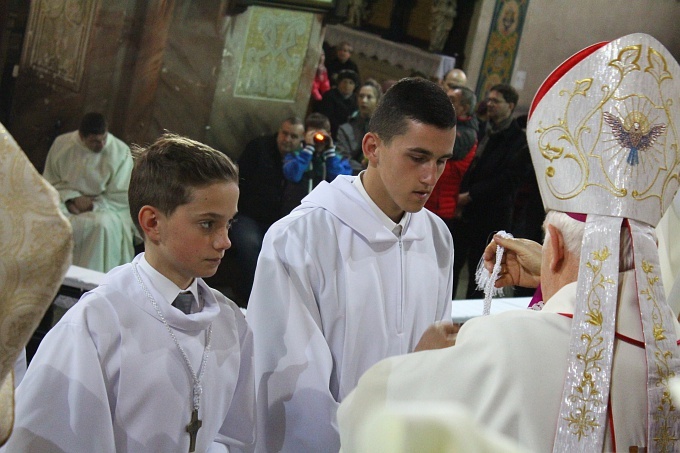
312,132,332,153
313,132,331,147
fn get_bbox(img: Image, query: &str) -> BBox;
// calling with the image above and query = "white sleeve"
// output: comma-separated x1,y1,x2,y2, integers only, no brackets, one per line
13,349,27,387
5,321,117,453
42,137,82,204
93,143,133,212
247,226,340,452
215,301,256,451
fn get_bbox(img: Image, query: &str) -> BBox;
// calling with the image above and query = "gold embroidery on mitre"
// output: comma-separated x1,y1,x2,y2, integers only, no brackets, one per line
608,45,642,77
640,260,679,451
533,43,679,212
563,246,614,439
645,47,673,84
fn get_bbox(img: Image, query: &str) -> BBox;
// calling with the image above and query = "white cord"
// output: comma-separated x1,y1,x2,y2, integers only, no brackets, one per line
474,230,513,315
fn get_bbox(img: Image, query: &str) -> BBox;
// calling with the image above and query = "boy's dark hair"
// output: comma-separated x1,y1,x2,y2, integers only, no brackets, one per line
79,112,107,136
369,77,457,144
128,133,239,235
489,83,519,109
336,69,359,87
305,112,331,132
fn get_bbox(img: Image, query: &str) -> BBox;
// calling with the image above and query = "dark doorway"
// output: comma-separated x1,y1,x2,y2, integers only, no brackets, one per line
0,0,30,127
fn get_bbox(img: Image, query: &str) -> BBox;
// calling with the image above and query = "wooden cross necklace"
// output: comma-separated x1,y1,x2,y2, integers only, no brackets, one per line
132,264,212,452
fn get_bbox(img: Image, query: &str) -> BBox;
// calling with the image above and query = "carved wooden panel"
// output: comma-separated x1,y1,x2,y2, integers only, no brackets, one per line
21,0,98,91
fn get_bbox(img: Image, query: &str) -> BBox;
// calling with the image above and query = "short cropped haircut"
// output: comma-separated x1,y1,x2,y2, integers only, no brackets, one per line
369,77,456,144
282,116,304,128
305,112,331,132
489,83,519,108
79,112,107,136
128,133,239,235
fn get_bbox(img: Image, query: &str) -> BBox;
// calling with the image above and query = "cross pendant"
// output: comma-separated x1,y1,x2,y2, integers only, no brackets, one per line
186,408,202,452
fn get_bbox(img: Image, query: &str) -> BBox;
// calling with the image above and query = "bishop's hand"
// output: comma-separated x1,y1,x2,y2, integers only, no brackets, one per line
483,234,542,289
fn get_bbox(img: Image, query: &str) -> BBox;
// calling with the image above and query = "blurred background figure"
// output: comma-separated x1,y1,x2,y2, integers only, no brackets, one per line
282,112,352,213
310,52,331,108
425,86,478,275
42,112,136,273
452,84,527,299
230,117,305,302
441,68,467,89
326,41,360,86
316,69,360,139
336,80,382,174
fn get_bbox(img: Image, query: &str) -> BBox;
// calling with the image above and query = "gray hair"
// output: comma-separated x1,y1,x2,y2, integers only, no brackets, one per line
543,211,636,271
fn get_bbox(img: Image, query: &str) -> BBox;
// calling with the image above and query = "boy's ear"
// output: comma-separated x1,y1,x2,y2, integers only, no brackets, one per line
138,206,161,242
362,132,380,166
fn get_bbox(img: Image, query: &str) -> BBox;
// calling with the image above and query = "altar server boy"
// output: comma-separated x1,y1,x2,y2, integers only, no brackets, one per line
4,134,255,453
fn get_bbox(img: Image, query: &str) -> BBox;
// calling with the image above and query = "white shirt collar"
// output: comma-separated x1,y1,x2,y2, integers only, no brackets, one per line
352,171,410,237
138,253,201,312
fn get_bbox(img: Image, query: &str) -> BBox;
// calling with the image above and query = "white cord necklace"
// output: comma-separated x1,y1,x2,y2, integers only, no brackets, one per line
132,263,212,452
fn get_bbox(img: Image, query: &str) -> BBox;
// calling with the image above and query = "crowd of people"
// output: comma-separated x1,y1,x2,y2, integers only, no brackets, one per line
4,33,680,452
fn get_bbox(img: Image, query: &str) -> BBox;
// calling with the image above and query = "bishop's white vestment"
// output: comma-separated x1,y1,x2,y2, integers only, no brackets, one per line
657,191,680,311
338,270,680,452
247,175,453,452
4,254,255,453
43,131,136,272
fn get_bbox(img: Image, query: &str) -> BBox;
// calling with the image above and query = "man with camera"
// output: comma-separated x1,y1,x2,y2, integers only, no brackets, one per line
281,112,352,213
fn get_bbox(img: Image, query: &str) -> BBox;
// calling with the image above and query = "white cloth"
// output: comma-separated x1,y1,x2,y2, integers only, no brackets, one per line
657,190,680,312
358,402,525,453
4,254,255,453
43,131,136,272
12,350,26,389
247,175,453,452
338,270,680,452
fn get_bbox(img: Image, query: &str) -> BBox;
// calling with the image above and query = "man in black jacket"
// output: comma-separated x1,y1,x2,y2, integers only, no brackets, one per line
316,69,359,139
230,117,305,300
452,84,528,299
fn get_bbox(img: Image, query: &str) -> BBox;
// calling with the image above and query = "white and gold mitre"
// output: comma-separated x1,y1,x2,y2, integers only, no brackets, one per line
528,33,680,227
528,34,680,453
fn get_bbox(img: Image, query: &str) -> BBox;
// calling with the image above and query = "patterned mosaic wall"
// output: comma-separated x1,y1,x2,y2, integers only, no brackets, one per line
234,7,314,102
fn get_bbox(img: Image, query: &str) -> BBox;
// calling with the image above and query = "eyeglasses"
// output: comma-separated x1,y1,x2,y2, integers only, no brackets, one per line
487,97,507,105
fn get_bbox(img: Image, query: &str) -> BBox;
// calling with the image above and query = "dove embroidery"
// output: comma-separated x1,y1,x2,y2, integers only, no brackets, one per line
603,112,666,166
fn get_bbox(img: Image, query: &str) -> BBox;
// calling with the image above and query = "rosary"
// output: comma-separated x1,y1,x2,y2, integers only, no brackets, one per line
132,264,212,452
